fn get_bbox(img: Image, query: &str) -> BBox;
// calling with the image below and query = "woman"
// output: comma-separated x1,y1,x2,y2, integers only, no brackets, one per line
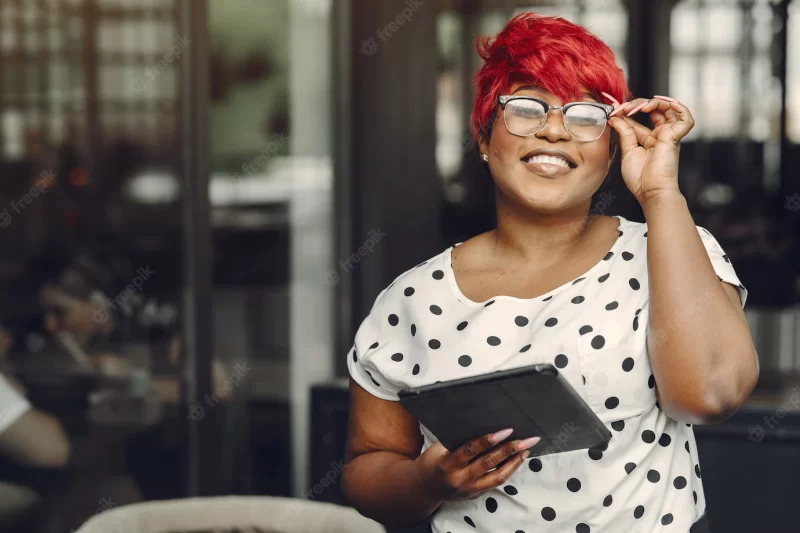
342,13,759,533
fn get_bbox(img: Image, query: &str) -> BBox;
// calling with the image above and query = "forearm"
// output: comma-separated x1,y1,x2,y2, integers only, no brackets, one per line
643,191,758,422
342,451,442,527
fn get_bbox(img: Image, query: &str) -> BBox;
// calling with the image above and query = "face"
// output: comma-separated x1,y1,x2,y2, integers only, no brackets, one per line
479,82,615,215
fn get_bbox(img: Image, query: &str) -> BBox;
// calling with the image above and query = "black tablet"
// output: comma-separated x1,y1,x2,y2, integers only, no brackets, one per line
398,363,611,456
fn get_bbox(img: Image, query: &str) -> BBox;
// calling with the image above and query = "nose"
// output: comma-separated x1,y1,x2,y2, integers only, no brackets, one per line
535,108,571,143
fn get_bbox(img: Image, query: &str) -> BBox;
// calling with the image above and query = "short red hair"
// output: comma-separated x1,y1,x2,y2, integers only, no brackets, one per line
470,12,631,142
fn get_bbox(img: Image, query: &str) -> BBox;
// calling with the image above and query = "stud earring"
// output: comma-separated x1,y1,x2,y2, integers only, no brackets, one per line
482,153,489,162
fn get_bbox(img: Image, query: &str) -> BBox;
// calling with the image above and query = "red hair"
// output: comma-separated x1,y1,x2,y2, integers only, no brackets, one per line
470,12,631,142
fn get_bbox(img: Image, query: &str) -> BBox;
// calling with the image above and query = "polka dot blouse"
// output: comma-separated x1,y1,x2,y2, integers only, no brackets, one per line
348,216,747,533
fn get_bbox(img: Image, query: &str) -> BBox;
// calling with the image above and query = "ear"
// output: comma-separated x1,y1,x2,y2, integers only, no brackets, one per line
479,138,490,161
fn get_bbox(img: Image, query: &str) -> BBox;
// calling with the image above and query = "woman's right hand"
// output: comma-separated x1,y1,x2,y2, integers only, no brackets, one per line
415,428,540,502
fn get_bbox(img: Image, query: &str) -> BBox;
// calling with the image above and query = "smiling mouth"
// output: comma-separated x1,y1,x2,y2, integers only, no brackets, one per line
521,154,576,169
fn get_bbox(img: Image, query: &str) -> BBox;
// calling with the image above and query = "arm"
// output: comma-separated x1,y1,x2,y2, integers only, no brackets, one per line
643,191,759,424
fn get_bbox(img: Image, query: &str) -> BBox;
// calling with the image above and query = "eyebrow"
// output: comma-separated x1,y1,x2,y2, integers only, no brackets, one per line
511,84,597,101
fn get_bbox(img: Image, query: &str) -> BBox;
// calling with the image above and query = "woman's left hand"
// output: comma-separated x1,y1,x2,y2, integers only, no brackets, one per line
606,95,695,207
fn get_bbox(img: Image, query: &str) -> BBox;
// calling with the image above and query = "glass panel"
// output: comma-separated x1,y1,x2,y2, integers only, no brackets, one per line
702,4,741,50
787,0,800,142
700,55,740,137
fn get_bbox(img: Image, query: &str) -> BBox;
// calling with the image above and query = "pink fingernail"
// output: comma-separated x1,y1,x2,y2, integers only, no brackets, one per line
601,91,620,106
654,95,676,102
626,103,647,116
490,428,514,443
608,103,629,117
516,436,541,451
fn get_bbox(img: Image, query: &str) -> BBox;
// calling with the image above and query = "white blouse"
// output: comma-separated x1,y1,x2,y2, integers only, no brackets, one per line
348,215,746,533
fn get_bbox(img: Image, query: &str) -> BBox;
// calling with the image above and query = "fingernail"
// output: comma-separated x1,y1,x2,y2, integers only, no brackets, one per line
626,103,646,116
516,436,541,451
654,95,676,102
520,450,531,460
490,428,514,443
601,91,620,106
608,103,629,117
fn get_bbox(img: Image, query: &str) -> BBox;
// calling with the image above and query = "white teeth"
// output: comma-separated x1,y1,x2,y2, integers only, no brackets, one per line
524,154,572,168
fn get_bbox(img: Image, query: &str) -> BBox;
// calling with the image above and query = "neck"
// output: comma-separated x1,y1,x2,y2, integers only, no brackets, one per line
491,191,595,263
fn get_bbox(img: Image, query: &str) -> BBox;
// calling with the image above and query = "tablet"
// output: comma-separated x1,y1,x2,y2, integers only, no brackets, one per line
398,363,611,456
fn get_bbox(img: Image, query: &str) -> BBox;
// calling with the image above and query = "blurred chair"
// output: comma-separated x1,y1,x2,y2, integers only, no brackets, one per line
74,496,385,533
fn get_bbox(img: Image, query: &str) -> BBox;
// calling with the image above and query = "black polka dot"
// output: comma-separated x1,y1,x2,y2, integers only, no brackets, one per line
430,305,442,315
625,462,636,474
641,430,655,443
388,314,399,326
647,469,661,483
635,308,642,316
432,270,444,280
693,491,698,504
487,336,501,346
661,514,674,525
428,339,441,349
576,524,590,533
579,325,593,335
572,296,585,304
515,316,529,327
591,336,605,349
573,277,586,285
674,476,687,489
457,321,468,331
603,495,613,507
545,318,558,327
486,497,498,513
391,353,403,362
366,371,380,387
603,252,614,261
543,295,553,302
622,357,634,371
686,423,692,427
503,485,518,496
634,505,645,519
588,448,603,460
644,231,648,237
567,478,581,492
695,464,701,478
404,287,415,296
520,344,531,352
582,375,586,385
611,420,625,431
648,374,655,389
529,458,542,472
605,396,619,409
685,441,690,453
555,354,569,368
464,516,475,527
633,316,639,331
484,300,495,307
629,278,640,290
622,251,634,261
605,301,619,310
598,273,610,283
412,364,420,375
458,355,472,367
411,324,416,336
723,254,730,263
618,230,624,237
541,507,556,521
352,350,357,363
659,434,672,447
369,342,379,350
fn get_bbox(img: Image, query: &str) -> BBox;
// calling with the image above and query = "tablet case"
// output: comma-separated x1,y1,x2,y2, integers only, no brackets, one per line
398,363,611,456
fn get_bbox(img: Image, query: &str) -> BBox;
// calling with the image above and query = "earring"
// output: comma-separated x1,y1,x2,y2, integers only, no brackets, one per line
482,153,489,162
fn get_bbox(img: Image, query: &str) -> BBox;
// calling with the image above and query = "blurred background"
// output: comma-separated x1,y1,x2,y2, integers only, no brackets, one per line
0,0,797,532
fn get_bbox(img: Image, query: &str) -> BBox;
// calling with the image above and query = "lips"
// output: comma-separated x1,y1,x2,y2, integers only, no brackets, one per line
520,149,577,178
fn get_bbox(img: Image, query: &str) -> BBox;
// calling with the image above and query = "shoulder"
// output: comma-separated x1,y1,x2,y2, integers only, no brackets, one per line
369,245,456,311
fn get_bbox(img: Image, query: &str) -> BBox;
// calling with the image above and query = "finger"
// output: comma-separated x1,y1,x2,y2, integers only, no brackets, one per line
657,99,695,141
466,436,540,480
620,115,656,146
449,428,513,468
469,449,530,493
609,115,653,152
601,91,621,107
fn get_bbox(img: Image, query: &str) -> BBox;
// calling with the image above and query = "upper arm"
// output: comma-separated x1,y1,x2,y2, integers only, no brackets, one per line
346,379,423,464
0,409,71,468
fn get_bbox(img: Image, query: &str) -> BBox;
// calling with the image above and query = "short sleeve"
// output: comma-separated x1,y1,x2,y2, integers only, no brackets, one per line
0,374,32,435
346,284,404,401
696,226,748,308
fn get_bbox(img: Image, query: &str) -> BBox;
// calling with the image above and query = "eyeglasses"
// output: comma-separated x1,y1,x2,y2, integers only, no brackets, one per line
497,95,614,142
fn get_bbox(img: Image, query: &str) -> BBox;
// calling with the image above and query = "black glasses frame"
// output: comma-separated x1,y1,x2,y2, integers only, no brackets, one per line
497,95,614,141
